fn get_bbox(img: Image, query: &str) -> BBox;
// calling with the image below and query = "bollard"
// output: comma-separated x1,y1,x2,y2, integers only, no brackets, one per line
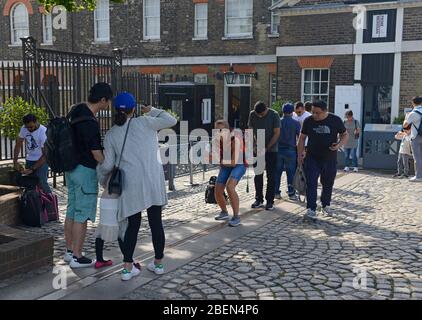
168,164,175,191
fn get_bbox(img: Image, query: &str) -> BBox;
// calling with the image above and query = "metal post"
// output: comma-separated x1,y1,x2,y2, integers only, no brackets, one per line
168,164,175,191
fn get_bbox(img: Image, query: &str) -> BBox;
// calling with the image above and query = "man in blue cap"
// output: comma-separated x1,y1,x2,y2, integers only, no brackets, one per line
275,103,301,201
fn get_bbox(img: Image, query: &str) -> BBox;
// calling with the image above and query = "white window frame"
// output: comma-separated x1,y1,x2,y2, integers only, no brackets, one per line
194,3,208,39
301,68,330,106
270,73,277,104
10,3,29,45
94,0,110,42
143,0,160,40
270,0,280,35
42,13,53,44
202,98,212,124
225,0,253,38
194,73,208,84
171,100,183,120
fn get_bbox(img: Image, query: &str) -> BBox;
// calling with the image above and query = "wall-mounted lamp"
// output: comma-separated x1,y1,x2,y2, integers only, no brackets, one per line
216,64,258,84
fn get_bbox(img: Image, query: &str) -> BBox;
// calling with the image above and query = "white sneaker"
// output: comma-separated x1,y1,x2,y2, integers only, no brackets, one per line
409,176,422,182
69,256,95,269
344,167,350,172
304,208,317,220
321,206,334,216
121,263,141,281
353,167,359,172
64,251,73,263
147,262,164,275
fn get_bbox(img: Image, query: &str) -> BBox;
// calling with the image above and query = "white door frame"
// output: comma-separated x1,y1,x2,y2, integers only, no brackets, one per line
223,78,252,122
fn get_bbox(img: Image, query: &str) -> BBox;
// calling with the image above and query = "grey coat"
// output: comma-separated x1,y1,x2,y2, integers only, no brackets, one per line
97,108,177,222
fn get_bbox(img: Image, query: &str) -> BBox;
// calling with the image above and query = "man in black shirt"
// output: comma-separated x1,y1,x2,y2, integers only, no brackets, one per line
297,100,348,220
64,83,113,268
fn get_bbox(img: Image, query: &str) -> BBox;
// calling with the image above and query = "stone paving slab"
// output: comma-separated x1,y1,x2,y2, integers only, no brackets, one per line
121,172,422,300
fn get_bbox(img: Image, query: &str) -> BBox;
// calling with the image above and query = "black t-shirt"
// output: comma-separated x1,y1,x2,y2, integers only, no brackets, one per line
70,103,102,169
301,113,346,161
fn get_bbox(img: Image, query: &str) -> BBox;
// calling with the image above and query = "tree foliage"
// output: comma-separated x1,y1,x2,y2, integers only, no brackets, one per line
0,97,49,140
38,0,124,12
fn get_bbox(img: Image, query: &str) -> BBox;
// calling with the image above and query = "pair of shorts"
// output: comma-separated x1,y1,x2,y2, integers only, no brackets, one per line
216,165,246,185
65,165,99,223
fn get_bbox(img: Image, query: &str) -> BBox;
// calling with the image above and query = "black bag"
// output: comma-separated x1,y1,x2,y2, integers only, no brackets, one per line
205,176,218,204
45,104,96,174
20,189,45,227
205,176,228,204
108,118,132,196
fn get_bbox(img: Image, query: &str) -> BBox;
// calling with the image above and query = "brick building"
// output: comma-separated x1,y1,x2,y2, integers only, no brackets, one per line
273,0,422,126
0,0,281,130
0,0,421,129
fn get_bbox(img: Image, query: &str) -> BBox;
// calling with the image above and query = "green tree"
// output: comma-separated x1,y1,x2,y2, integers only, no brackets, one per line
38,0,124,12
0,97,49,140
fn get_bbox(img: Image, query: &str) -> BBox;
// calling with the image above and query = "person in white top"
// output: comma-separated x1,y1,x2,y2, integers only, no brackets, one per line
393,128,413,178
293,101,312,125
13,114,51,193
403,96,422,182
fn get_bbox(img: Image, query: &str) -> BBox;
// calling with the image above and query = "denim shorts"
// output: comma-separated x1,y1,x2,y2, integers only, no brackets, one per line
216,164,246,185
65,165,98,223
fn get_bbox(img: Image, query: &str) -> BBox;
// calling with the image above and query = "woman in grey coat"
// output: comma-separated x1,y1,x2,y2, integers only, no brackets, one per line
98,92,177,281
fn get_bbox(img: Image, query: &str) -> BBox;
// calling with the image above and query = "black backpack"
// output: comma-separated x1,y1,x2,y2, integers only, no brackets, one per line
45,104,96,173
205,176,228,204
20,189,45,227
17,174,47,227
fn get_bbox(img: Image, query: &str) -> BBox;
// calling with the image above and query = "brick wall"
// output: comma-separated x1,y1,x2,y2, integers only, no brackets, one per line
277,55,354,111
0,225,53,280
0,186,21,226
403,7,422,41
278,12,355,46
0,0,278,59
134,62,274,121
400,52,422,110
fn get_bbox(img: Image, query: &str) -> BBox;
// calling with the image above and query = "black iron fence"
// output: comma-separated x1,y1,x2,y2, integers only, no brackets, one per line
0,37,160,161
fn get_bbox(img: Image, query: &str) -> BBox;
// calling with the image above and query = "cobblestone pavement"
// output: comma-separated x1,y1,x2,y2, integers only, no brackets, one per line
0,168,259,288
123,173,422,300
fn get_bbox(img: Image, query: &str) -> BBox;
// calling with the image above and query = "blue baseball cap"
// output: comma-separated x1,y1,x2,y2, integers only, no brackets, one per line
114,92,136,111
282,103,294,114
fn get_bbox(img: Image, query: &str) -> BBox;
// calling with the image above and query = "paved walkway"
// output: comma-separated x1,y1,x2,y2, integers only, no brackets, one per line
1,171,422,300
122,172,422,300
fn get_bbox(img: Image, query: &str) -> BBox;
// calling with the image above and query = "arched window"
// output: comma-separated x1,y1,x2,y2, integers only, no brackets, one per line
10,3,29,45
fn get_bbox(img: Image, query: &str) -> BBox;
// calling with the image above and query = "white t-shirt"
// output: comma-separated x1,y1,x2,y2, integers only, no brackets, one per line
293,111,312,124
406,106,422,140
19,125,47,161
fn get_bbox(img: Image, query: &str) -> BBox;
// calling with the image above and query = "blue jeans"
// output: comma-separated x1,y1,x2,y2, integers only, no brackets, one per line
275,147,297,196
344,148,358,168
26,160,51,194
304,156,337,211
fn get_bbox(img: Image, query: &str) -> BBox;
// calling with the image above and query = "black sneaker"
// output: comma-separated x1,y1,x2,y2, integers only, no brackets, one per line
265,203,275,211
392,173,402,178
251,200,264,209
70,256,95,269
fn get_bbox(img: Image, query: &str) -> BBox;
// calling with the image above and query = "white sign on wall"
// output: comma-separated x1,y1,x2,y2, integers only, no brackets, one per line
372,14,388,38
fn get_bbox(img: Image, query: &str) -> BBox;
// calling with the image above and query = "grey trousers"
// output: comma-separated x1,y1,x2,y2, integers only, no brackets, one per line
411,135,422,179
397,153,411,175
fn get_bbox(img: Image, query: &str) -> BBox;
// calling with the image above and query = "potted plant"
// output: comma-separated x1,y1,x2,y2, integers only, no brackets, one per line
0,97,49,185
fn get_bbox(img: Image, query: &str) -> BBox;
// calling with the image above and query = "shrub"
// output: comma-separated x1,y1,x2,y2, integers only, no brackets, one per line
0,97,49,140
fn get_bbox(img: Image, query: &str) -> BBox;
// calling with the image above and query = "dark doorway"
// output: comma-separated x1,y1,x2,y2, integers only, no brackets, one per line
228,87,250,130
361,53,394,125
363,85,392,124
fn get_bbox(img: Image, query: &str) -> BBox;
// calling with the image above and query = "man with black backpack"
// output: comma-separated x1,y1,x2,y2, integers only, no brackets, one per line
63,82,113,268
403,96,422,182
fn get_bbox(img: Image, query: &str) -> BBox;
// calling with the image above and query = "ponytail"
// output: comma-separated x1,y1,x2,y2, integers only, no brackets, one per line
114,110,128,126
